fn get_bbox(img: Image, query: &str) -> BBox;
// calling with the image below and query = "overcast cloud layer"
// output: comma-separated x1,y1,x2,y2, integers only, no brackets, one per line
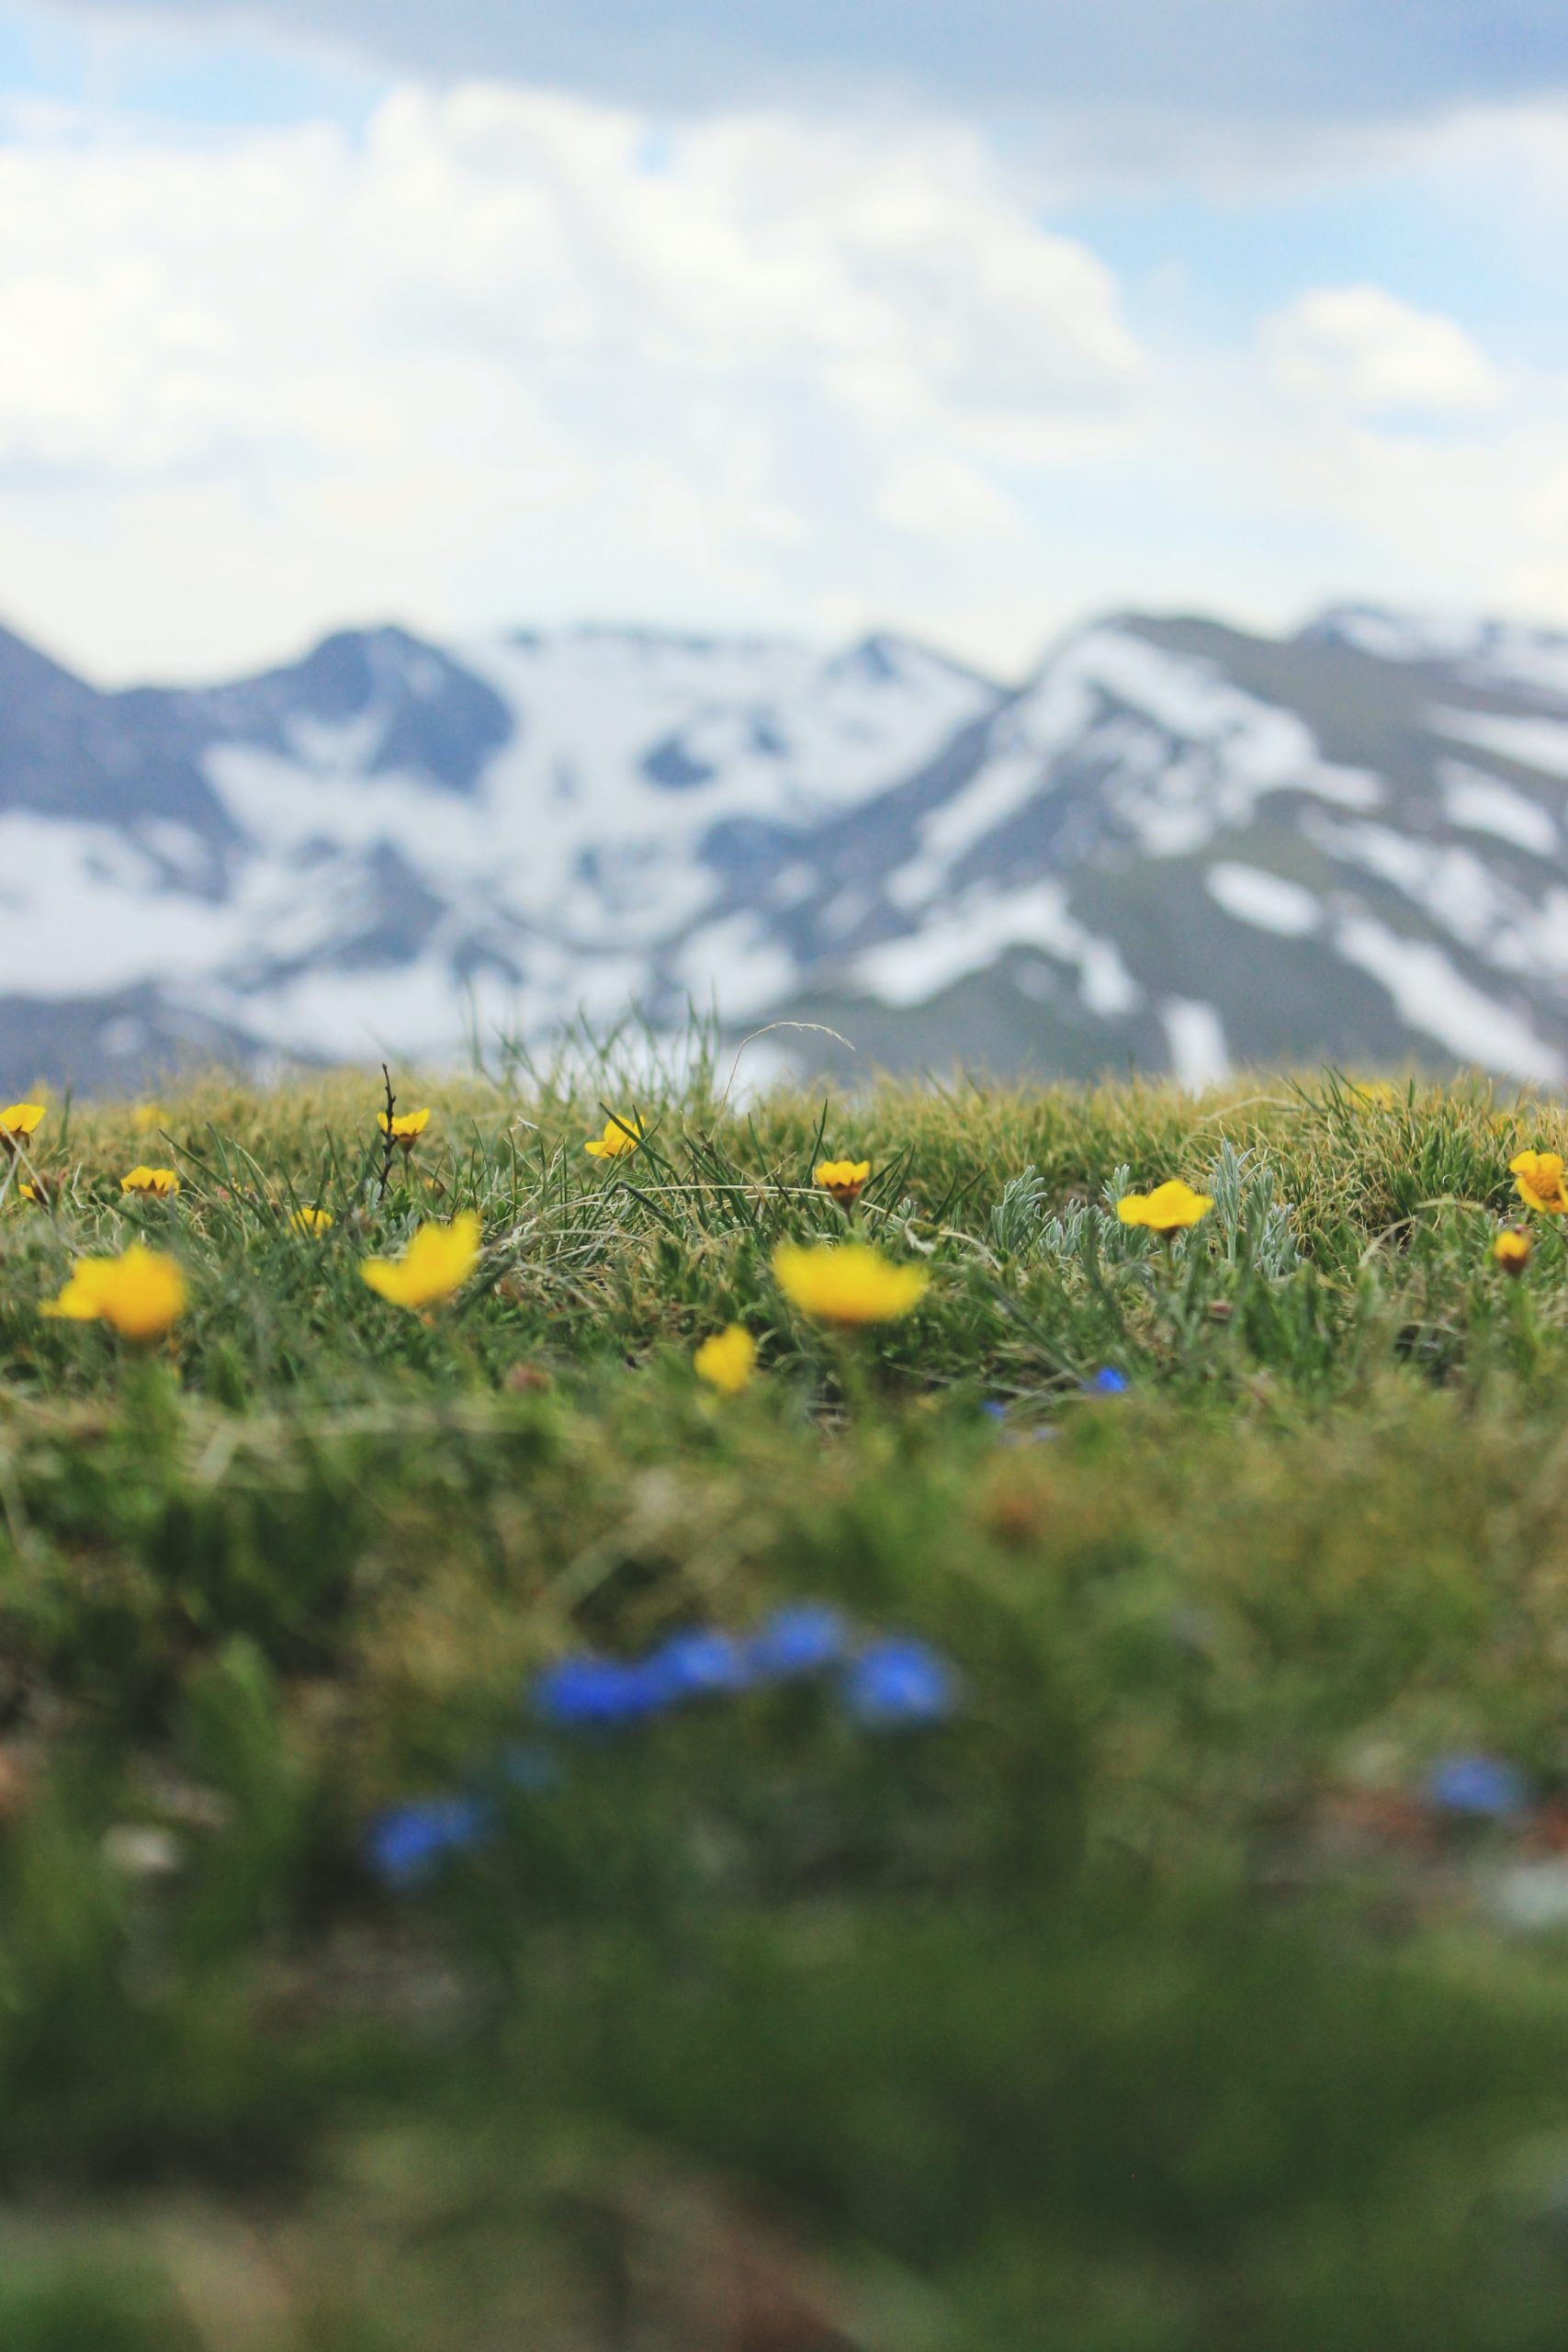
42,0,1568,129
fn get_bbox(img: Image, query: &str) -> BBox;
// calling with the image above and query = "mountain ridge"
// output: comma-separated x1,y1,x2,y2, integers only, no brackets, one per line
4,600,1568,1094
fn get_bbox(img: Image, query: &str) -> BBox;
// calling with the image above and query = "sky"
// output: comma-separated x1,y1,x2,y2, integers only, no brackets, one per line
3,0,1568,683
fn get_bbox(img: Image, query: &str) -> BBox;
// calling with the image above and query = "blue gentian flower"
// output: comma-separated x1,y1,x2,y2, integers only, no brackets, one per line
531,1654,671,1729
746,1602,849,1679
1427,1753,1530,1819
363,1794,493,1890
1086,1367,1129,1396
842,1637,960,1730
644,1627,756,1701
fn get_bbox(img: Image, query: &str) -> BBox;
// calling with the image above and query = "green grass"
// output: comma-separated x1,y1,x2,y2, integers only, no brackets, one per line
4,1053,1568,2346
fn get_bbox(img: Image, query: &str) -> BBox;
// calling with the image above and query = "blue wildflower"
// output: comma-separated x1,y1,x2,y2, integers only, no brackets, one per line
842,1637,960,1731
363,1794,492,1890
746,1602,849,1679
531,1654,671,1729
980,1400,1009,1421
1427,1753,1530,1820
1086,1367,1129,1396
644,1627,756,1701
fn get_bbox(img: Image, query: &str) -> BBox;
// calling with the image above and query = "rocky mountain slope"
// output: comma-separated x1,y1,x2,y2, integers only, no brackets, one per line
5,602,1568,1093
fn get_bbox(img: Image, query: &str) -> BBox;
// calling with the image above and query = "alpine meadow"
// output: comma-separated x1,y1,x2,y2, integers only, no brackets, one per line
4,1052,1568,2346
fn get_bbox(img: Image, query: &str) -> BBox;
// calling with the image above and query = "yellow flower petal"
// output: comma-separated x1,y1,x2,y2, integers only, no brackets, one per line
360,1213,481,1309
120,1165,180,1196
814,1159,871,1207
1510,1150,1568,1216
0,1102,46,1144
584,1113,645,1159
378,1107,432,1142
694,1324,757,1395
773,1240,929,1327
291,1205,333,1235
1493,1228,1532,1273
1116,1179,1214,1237
42,1246,186,1340
42,1260,119,1320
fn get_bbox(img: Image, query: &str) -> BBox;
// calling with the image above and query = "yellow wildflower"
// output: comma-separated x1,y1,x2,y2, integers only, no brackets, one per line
42,1244,186,1341
814,1158,871,1209
694,1324,757,1395
378,1108,431,1151
44,1261,118,1321
361,1213,480,1310
1493,1228,1532,1275
131,1103,166,1134
1116,1179,1214,1238
773,1240,929,1327
1511,1150,1568,1216
291,1205,333,1236
585,1113,645,1159
0,1102,45,1151
120,1165,180,1197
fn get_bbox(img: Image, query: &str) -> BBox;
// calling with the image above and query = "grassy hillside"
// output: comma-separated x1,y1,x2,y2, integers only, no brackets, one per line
3,1055,1568,2347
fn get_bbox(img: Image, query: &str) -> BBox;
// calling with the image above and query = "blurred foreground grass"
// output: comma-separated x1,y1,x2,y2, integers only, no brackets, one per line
4,1057,1568,2346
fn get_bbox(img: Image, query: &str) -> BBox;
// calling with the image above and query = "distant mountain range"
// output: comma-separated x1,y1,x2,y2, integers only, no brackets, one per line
6,600,1568,1095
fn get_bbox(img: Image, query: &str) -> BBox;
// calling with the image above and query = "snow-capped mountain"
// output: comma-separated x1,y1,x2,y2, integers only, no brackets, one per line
6,602,1568,1093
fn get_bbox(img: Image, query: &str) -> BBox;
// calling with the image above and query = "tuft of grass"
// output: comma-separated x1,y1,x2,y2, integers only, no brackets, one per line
1,1057,1567,2345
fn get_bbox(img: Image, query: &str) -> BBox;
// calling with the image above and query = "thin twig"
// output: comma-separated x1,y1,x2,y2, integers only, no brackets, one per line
377,1063,397,1203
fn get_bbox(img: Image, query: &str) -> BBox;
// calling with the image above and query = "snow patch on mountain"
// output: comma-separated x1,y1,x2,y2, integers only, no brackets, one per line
1161,1000,1231,1089
849,879,1141,1015
1029,626,1381,857
886,747,1049,911
1434,708,1568,785
1306,814,1559,971
0,813,239,995
1309,605,1489,667
1334,918,1564,1081
672,916,798,1023
1206,863,1323,937
1439,763,1560,854
1311,606,1568,702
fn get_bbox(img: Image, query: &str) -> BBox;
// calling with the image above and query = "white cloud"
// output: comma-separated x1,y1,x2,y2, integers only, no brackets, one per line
0,84,1146,674
1263,283,1505,413
875,456,1021,539
6,74,1568,685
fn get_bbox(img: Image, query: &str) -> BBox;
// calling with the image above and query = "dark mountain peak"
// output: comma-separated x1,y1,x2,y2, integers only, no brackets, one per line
188,621,516,796
0,614,232,839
